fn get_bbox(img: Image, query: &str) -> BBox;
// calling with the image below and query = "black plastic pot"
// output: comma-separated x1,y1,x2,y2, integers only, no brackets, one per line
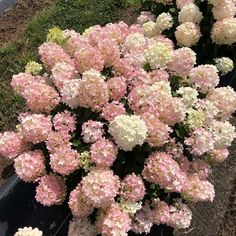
0,175,71,236
0,174,174,236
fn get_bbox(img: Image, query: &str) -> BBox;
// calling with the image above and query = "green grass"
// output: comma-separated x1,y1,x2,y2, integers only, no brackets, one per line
0,0,127,131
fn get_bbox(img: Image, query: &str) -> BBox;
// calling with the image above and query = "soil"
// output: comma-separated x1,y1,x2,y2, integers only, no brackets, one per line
0,0,53,47
0,1,236,235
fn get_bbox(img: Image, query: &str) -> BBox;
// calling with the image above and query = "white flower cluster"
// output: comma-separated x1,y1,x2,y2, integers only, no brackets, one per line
109,115,148,151
210,120,236,149
145,42,173,69
123,33,147,53
119,199,142,214
14,227,42,236
156,13,173,33
175,22,201,47
178,3,203,24
214,57,234,75
143,21,157,38
177,87,199,107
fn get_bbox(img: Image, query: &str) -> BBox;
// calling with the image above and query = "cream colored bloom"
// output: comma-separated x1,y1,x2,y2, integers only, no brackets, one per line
142,21,157,38
214,57,234,75
109,115,148,151
14,227,42,236
178,4,203,24
145,42,173,69
175,22,201,47
156,12,173,33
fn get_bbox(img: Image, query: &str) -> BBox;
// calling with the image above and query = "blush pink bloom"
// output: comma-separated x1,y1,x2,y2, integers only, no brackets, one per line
131,203,153,234
207,148,229,164
0,131,28,159
150,198,170,225
51,62,77,90
74,45,105,73
182,174,215,202
120,173,146,202
101,102,126,122
142,152,187,192
126,69,151,88
14,150,46,182
90,138,118,167
141,112,171,147
185,128,215,156
11,73,38,95
77,70,109,111
168,202,192,229
39,42,74,71
53,111,76,133
176,0,194,9
97,203,131,236
81,168,120,207
191,159,212,180
46,131,71,154
97,38,120,66
189,65,219,93
22,82,60,113
19,113,52,144
207,86,236,120
148,69,169,84
107,76,127,101
68,184,94,217
35,173,67,206
151,96,186,126
81,120,104,143
137,11,156,25
60,79,81,109
63,30,90,56
168,47,196,78
50,146,80,176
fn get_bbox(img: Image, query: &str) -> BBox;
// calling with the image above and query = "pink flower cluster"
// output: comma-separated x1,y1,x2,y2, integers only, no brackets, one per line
90,138,118,167
0,131,27,159
14,150,45,182
35,173,66,206
81,168,120,207
120,173,146,202
19,113,52,144
69,184,93,217
142,152,187,192
50,146,79,176
1,17,236,236
81,120,104,143
97,203,131,236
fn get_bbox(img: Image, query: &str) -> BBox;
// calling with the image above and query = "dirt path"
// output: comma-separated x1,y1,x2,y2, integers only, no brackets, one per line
0,0,53,47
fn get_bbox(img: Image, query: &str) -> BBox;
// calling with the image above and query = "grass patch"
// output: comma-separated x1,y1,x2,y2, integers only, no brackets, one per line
0,0,127,131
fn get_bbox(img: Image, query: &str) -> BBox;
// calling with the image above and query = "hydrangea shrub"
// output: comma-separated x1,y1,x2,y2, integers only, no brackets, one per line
2,3,236,235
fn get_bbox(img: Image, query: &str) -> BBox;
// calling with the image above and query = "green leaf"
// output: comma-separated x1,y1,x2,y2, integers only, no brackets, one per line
143,63,152,72
126,0,140,5
72,139,81,147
